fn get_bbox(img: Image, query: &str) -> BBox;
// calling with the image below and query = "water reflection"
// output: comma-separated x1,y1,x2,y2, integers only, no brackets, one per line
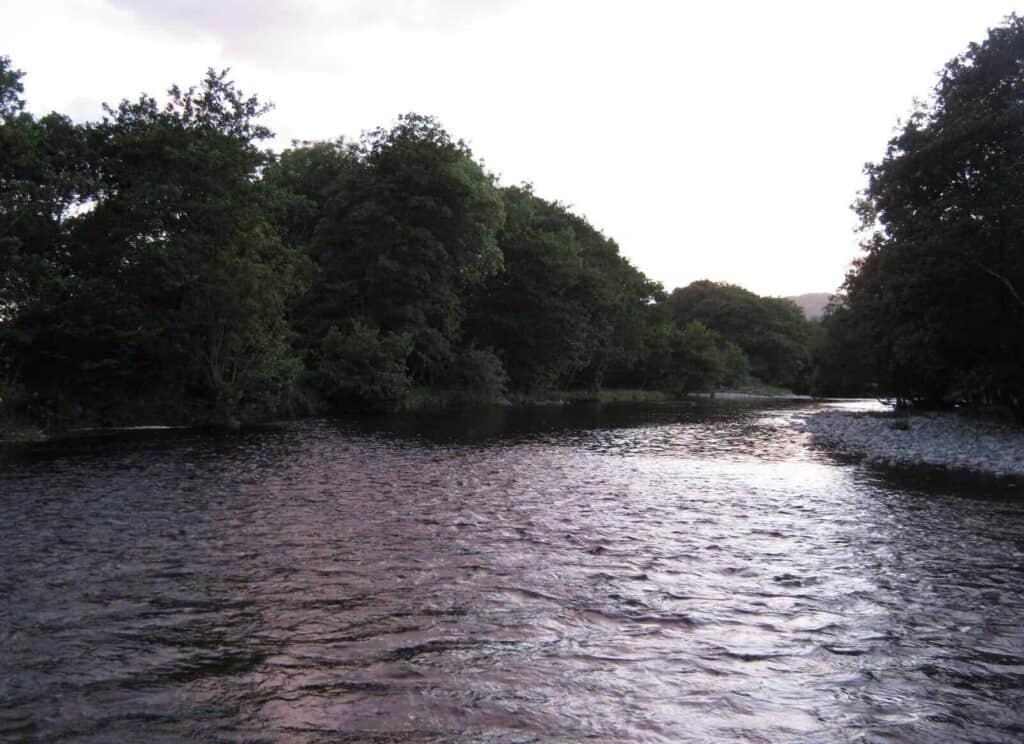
1,402,1022,741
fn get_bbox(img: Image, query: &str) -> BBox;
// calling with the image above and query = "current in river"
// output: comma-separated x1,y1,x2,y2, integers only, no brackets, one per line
1,400,1022,741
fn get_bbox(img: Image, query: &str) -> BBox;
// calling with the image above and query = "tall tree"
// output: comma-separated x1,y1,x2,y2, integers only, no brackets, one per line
306,114,504,383
667,280,810,390
7,68,306,422
465,186,592,391
566,211,664,390
0,57,97,424
843,15,1024,411
465,186,665,393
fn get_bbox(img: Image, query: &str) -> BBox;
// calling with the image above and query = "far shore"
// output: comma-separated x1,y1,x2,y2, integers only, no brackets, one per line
2,387,813,443
694,390,813,402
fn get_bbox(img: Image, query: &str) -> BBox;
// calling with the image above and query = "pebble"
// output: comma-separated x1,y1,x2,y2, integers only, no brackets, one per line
797,410,1024,478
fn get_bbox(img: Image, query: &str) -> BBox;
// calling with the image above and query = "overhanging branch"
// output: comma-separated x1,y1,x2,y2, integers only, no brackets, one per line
977,261,1024,310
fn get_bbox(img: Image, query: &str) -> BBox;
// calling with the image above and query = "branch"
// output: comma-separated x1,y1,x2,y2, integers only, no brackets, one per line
977,261,1024,310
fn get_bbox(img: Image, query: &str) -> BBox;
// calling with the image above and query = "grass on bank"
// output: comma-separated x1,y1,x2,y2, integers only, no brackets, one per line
401,387,673,410
558,388,672,403
402,383,805,410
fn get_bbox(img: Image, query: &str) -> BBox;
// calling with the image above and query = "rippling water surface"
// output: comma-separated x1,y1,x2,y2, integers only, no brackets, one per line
2,401,1023,741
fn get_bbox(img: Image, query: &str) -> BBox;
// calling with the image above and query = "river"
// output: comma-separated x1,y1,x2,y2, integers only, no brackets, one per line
1,401,1022,741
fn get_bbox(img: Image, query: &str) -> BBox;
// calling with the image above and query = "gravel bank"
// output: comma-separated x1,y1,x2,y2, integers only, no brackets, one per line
798,409,1024,478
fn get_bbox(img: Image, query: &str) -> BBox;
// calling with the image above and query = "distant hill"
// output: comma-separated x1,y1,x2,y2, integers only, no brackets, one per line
787,293,832,319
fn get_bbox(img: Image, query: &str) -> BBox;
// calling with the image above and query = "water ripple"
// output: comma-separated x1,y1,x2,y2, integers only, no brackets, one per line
1,402,1022,741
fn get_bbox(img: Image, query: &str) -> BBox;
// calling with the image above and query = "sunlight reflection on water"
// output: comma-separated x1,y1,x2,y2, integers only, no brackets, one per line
0,401,1021,741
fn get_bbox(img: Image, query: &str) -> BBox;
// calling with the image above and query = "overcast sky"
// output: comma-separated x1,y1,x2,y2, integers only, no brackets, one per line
2,1,1018,296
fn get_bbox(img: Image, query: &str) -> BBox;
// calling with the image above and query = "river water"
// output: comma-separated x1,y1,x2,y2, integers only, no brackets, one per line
1,401,1022,742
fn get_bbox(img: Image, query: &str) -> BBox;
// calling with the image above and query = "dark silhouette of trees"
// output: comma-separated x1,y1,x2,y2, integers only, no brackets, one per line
1,59,818,428
824,15,1024,414
668,281,811,391
2,65,306,424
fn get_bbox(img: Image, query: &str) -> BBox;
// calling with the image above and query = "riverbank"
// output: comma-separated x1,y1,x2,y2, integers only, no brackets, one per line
2,386,804,443
0,424,47,444
696,390,812,402
799,409,1024,478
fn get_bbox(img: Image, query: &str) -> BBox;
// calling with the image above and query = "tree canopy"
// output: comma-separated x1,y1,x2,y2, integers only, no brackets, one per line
2,65,306,424
1,57,817,429
668,281,811,391
823,15,1024,414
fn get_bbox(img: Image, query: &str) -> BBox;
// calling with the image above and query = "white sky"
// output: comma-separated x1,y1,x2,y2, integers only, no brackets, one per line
1,0,1018,296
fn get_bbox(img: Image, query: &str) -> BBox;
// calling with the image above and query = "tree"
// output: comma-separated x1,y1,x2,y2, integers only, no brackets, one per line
454,348,509,402
843,15,1024,412
565,210,664,390
0,57,98,425
0,55,24,119
667,280,810,390
313,321,413,411
637,318,747,396
672,321,726,395
5,68,306,422
306,114,504,384
809,298,876,397
0,57,94,319
463,186,664,393
464,186,592,391
262,139,357,258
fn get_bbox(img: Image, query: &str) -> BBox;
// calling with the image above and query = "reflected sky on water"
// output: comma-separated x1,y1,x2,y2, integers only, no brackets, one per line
1,401,1022,741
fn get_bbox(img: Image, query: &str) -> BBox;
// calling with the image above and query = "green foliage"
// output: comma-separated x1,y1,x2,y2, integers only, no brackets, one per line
465,186,590,391
836,15,1024,412
262,139,357,259
454,348,509,402
315,322,413,411
1,60,103,422
670,321,726,395
88,70,304,421
0,369,27,435
181,227,306,419
1,57,817,427
297,114,505,383
718,339,751,388
667,280,811,390
568,211,665,390
809,299,876,397
465,185,662,393
638,318,747,396
0,56,25,118
0,63,94,324
636,317,678,390
2,64,306,423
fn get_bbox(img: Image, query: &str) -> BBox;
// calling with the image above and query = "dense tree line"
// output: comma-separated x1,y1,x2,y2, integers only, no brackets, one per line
667,281,811,391
813,16,1024,418
1,64,306,426
1,56,813,428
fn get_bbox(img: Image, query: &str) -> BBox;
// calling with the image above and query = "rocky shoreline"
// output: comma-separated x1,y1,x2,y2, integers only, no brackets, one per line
798,409,1024,478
